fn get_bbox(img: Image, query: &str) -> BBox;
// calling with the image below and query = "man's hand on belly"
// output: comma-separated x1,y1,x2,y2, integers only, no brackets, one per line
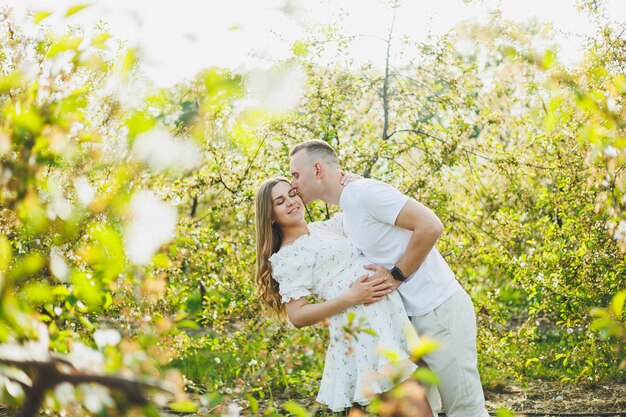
363,264,402,292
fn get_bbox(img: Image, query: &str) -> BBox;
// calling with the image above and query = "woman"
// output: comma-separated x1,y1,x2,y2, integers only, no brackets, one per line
255,177,430,413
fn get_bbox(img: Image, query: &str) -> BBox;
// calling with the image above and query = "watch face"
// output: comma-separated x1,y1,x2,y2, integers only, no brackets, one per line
391,266,405,281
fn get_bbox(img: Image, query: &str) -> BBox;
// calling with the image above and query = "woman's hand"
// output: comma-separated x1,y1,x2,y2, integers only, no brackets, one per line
340,171,363,186
345,274,393,305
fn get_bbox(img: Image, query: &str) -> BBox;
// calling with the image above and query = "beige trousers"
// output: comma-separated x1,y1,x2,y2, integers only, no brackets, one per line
410,289,489,417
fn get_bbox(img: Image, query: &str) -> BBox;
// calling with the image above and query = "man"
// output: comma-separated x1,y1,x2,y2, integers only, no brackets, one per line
289,139,489,417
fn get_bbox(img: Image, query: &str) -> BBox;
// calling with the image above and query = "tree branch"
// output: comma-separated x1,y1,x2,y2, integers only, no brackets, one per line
0,354,170,417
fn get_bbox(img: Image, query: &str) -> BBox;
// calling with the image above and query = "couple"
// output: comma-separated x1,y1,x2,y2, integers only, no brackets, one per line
255,140,488,416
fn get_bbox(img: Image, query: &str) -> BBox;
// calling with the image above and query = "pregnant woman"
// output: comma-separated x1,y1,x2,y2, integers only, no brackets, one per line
255,177,431,413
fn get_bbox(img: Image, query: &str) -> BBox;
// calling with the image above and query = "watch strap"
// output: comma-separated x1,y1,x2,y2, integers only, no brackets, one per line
390,265,406,282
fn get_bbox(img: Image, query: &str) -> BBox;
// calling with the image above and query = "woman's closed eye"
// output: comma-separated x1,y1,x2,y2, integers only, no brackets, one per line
276,191,297,205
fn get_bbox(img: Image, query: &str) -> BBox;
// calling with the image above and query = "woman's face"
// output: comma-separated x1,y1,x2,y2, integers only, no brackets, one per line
271,181,305,227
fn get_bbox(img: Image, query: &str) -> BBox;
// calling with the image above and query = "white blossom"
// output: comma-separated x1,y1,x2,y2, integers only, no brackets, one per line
54,382,76,405
0,324,49,365
19,59,39,80
69,342,104,372
614,220,626,242
46,179,72,221
81,384,115,413
4,377,24,399
74,176,96,206
604,145,618,158
50,51,75,77
50,247,69,282
124,190,178,265
221,403,242,417
132,128,201,173
246,64,306,112
93,329,121,349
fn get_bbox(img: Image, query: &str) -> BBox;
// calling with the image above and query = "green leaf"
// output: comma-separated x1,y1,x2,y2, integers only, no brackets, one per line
176,320,200,330
121,48,137,76
542,49,556,69
412,367,440,385
11,107,43,134
52,285,70,297
140,405,160,417
0,71,26,92
246,394,259,413
79,315,94,330
65,4,90,18
611,290,626,317
125,111,155,139
33,11,53,24
88,225,126,282
91,33,111,49
46,35,82,58
264,412,284,417
525,357,539,367
614,73,626,93
0,235,12,276
410,337,441,359
168,400,197,413
500,46,517,58
70,270,102,309
362,328,378,337
200,392,223,409
151,253,172,269
21,282,55,304
8,253,45,282
103,291,113,309
282,401,309,417
346,311,355,323
494,408,517,417
378,347,400,362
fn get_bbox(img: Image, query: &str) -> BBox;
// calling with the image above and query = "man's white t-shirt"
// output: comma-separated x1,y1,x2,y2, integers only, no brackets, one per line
338,178,462,316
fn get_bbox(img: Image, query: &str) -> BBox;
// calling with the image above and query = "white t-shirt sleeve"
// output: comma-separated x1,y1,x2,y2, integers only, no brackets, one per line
357,180,410,225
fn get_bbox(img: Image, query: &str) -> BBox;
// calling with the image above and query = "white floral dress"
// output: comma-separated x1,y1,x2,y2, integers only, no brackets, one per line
269,215,419,412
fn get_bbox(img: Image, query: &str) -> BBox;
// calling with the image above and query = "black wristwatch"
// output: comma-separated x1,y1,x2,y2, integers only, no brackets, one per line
390,265,407,282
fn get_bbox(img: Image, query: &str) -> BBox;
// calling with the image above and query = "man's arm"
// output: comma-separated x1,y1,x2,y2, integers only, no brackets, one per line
366,199,443,289
393,199,443,277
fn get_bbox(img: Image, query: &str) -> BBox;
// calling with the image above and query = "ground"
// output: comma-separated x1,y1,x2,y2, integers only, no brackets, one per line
485,381,626,416
2,380,624,416
170,380,626,416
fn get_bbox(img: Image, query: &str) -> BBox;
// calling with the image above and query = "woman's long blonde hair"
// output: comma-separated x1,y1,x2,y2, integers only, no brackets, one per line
255,177,290,317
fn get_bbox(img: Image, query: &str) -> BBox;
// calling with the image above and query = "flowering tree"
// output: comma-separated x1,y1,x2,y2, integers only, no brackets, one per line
0,7,232,415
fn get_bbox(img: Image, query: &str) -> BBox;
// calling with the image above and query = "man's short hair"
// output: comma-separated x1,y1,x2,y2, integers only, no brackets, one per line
290,140,339,168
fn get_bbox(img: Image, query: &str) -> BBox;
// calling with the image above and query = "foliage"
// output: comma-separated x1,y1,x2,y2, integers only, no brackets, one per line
0,2,625,416
160,6,625,411
0,6,238,416
591,290,626,369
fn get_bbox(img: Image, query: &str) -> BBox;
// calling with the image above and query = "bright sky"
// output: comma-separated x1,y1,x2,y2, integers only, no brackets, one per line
1,0,625,87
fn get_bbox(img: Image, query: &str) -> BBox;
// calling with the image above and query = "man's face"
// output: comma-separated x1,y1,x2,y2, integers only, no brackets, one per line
289,150,317,204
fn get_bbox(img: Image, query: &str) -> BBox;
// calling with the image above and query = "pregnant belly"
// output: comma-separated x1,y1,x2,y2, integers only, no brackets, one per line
318,262,370,300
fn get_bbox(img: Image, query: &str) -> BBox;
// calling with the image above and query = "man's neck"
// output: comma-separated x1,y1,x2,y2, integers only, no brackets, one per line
318,170,344,206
